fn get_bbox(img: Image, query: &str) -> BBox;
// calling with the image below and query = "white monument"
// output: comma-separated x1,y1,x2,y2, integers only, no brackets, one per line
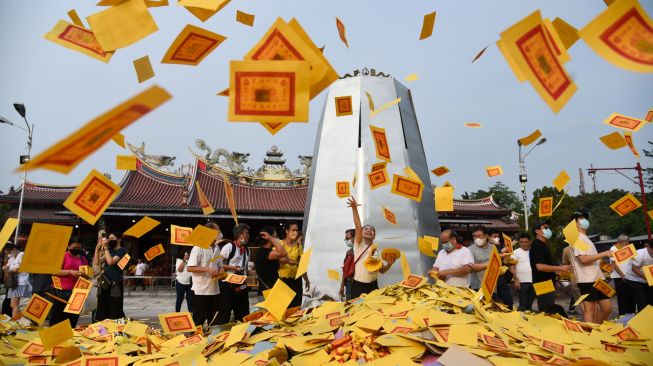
304,69,441,297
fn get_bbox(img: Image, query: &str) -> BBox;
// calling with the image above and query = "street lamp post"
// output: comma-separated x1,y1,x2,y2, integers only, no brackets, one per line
1,103,35,244
517,137,547,231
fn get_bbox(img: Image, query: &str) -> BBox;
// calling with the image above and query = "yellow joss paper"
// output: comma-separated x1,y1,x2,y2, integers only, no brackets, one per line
133,55,155,83
610,193,642,216
225,322,250,348
533,280,555,295
418,237,436,257
613,244,637,265
434,186,454,212
178,0,229,11
161,24,226,66
370,98,401,118
196,182,215,215
498,11,577,113
643,265,653,286
431,166,449,177
552,17,579,50
580,0,653,73
20,223,72,274
159,312,196,334
123,216,160,238
0,218,18,252
448,324,478,347
552,170,570,192
593,279,616,297
336,181,350,198
112,132,125,148
603,112,647,132
295,247,312,279
480,245,502,301
543,18,571,64
18,86,171,174
185,225,219,249
86,0,158,51
486,165,503,177
400,250,410,279
236,10,255,26
23,294,53,325
64,170,120,225
67,9,84,27
44,20,113,63
563,219,589,251
63,288,90,314
382,206,397,225
39,319,73,350
623,132,640,158
258,122,290,135
122,321,148,337
144,244,165,261
170,224,193,245
539,197,553,217
518,129,542,146
335,17,349,48
600,131,627,150
327,269,340,282
255,279,295,320
405,73,419,82
228,60,310,123
369,125,391,162
222,174,238,224
471,45,489,63
419,11,437,40
116,155,137,170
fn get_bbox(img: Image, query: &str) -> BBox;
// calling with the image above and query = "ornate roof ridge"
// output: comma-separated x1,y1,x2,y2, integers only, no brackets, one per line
22,181,76,190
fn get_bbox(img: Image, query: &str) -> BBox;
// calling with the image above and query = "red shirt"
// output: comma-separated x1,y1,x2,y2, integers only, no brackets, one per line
60,251,88,290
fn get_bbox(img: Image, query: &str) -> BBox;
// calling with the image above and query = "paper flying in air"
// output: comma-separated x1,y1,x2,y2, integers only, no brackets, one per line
610,193,642,216
162,24,226,66
434,186,454,212
44,20,114,63
538,197,553,217
552,17,579,50
236,10,255,26
335,17,349,48
196,182,215,215
600,131,627,150
86,0,159,51
603,112,647,132
133,55,155,83
518,129,542,146
20,223,72,274
486,165,503,177
419,11,437,40
64,170,121,225
116,155,137,170
185,225,219,249
123,216,160,238
552,170,570,192
295,247,312,280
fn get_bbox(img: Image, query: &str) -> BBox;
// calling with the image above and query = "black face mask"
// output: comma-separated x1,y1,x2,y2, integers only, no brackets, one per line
69,248,81,256
108,239,118,248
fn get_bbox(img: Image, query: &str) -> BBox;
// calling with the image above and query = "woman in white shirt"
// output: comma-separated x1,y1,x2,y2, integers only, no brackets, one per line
1,243,32,317
175,251,193,312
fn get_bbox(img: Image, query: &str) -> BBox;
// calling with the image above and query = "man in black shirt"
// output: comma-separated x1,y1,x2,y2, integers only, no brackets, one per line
529,220,571,312
255,226,286,295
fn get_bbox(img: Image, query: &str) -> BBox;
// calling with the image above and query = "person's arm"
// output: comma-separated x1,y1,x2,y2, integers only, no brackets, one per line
576,251,612,265
535,263,570,273
220,244,240,271
58,268,79,277
177,259,186,273
268,243,288,261
439,264,472,278
93,240,105,266
104,248,121,266
632,264,646,280
186,251,219,276
470,262,488,272
612,262,626,278
347,197,363,245
379,257,396,274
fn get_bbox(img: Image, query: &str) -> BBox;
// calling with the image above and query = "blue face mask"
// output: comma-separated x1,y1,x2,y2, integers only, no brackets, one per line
344,240,353,248
578,219,590,230
442,242,454,252
542,228,553,239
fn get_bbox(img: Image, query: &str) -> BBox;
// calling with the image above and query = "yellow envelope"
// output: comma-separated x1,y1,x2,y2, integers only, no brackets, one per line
228,60,310,123
533,280,555,295
370,98,401,118
122,321,148,337
18,86,171,174
159,312,196,334
336,181,350,198
448,324,478,347
196,182,215,215
185,225,219,249
369,125,391,162
431,166,450,177
382,206,398,225
562,220,589,251
543,18,571,64
23,294,53,325
418,237,436,258
552,17,579,50
552,170,570,192
518,129,542,146
144,243,165,261
0,218,18,252
63,170,120,225
116,155,137,170
86,0,158,51
603,112,647,133
255,279,295,321
39,319,73,349
67,9,84,27
178,0,229,11
613,244,637,265
580,0,653,73
112,132,125,148
44,20,113,63
170,225,193,246
643,265,653,287
133,55,154,83
295,247,312,279
405,73,419,82
623,131,640,158
161,24,226,66
593,279,615,297
222,174,238,224
123,216,160,238
400,250,410,279
600,131,627,150
419,11,437,40
480,245,502,301
391,168,424,202
236,10,255,26
610,193,642,216
327,268,340,281
486,165,503,177
225,322,250,348
64,288,90,315
435,186,454,212
336,17,349,48
20,223,72,274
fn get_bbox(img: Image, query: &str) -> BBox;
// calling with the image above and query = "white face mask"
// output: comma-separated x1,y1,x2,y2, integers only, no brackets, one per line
474,238,487,247
344,239,353,248
491,237,500,244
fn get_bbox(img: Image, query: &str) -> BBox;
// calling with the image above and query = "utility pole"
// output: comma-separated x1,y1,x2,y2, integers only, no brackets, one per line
588,164,598,193
579,168,586,195
587,163,651,240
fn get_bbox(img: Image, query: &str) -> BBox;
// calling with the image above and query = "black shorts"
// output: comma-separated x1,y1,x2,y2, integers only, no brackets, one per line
577,282,610,302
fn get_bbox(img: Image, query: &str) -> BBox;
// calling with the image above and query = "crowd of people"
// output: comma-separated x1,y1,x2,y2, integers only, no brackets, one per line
1,203,652,328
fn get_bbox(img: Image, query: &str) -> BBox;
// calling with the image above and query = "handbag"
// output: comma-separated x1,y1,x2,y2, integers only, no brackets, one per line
97,271,113,291
3,271,18,289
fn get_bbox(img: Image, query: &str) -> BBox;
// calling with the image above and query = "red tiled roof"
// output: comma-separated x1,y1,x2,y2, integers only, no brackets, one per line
451,196,511,214
112,168,187,209
0,181,75,203
4,208,81,225
189,170,307,213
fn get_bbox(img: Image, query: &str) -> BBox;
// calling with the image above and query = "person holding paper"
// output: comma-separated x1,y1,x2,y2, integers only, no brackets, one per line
269,222,309,308
468,227,493,291
511,233,535,311
217,223,252,324
255,226,285,295
530,220,571,312
187,222,223,327
50,238,88,327
625,241,653,313
2,243,32,317
429,229,474,287
93,232,127,321
347,197,396,298
569,211,613,324
610,235,635,315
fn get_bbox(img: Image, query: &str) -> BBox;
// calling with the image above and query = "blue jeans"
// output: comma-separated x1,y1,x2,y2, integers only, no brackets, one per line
175,281,193,312
518,283,535,311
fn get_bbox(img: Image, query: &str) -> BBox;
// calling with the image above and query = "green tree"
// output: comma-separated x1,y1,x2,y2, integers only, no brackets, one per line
462,181,521,212
643,140,653,191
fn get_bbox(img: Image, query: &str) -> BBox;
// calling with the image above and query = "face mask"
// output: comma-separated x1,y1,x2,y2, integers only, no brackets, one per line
578,219,589,230
491,237,500,244
474,238,486,247
108,239,118,248
442,242,454,252
344,239,353,248
542,228,553,239
70,248,81,256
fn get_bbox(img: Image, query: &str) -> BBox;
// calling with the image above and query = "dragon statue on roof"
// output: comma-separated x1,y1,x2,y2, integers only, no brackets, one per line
194,139,249,175
127,142,176,168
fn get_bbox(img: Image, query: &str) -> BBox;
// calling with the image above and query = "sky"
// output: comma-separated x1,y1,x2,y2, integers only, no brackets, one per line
1,0,651,203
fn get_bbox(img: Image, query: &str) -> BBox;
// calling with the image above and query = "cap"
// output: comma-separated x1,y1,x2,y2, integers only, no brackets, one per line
532,219,551,235
570,210,589,221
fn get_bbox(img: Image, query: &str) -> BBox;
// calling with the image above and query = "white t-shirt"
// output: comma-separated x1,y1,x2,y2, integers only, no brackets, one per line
353,242,382,283
609,245,631,279
220,242,249,275
625,248,653,283
8,252,29,285
188,245,221,295
571,233,604,283
433,246,474,287
175,258,192,285
511,247,532,283
135,263,147,276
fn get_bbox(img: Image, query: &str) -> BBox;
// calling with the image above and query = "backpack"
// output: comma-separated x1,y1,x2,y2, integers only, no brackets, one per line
342,244,371,279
